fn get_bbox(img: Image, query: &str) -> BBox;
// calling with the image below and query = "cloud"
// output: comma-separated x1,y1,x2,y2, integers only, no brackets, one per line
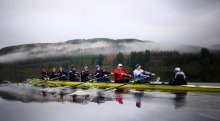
0,0,220,48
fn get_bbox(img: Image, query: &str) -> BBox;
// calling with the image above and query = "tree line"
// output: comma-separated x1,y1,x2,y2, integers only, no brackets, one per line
0,48,219,83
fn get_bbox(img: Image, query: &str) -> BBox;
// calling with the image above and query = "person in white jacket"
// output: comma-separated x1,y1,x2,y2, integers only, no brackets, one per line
133,64,155,83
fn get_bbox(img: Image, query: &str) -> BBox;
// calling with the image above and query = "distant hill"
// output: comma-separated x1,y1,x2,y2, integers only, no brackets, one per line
66,38,148,44
210,44,220,50
0,38,148,56
0,38,207,63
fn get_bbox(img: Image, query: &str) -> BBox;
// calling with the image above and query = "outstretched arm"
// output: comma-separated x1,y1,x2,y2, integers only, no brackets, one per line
142,71,155,76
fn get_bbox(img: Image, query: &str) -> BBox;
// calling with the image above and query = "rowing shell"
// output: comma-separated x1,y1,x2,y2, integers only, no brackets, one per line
29,79,220,92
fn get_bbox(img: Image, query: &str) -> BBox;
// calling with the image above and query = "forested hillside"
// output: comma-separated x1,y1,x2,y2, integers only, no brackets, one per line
0,48,219,83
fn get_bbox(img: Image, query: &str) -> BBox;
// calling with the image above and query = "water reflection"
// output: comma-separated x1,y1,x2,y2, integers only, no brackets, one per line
0,83,188,109
134,91,144,108
95,92,106,104
1,83,220,121
173,92,187,109
115,89,124,104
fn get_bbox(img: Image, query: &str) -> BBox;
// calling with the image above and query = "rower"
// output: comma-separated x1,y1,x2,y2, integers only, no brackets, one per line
169,67,187,85
114,64,132,83
94,65,113,82
133,64,155,83
68,66,79,81
49,67,59,80
58,67,68,80
41,67,50,80
80,66,93,82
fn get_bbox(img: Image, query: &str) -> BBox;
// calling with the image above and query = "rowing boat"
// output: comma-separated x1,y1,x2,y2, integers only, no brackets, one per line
29,79,220,92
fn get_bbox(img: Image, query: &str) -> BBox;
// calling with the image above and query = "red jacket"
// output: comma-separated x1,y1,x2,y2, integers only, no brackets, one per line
114,68,130,82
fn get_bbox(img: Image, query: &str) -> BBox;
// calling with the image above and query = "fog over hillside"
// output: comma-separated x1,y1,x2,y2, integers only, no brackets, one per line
0,38,219,63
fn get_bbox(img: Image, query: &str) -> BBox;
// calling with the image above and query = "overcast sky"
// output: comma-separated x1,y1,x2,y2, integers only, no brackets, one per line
0,0,220,49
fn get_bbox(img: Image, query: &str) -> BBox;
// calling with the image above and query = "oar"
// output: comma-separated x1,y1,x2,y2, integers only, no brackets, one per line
88,76,107,82
46,81,61,87
29,79,61,87
50,77,59,81
101,83,132,92
70,76,106,88
102,77,135,92
102,75,161,92
28,79,46,85
70,82,85,88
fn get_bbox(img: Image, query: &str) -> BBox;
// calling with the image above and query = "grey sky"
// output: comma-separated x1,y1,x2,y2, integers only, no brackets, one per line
0,0,220,49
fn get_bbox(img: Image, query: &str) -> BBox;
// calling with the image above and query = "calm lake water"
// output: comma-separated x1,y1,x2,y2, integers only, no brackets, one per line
0,82,220,121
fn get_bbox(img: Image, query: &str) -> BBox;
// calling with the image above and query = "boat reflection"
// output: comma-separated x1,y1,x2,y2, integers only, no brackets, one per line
0,83,188,109
172,92,187,109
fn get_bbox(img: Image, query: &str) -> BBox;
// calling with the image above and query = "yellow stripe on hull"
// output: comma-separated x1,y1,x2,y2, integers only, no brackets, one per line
29,79,220,92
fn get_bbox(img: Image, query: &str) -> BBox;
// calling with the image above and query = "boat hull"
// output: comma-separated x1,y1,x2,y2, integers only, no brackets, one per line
29,79,220,92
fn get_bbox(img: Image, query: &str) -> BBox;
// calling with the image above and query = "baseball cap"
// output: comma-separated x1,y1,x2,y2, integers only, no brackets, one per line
118,64,123,67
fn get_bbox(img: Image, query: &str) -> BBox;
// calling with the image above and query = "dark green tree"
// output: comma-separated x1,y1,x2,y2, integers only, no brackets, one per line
97,54,104,66
200,48,213,65
136,51,145,67
129,51,137,68
199,48,214,82
115,52,124,65
144,50,151,63
200,48,210,59
90,56,96,65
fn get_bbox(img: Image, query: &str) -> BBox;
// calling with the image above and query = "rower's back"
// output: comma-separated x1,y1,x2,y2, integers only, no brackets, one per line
174,71,187,85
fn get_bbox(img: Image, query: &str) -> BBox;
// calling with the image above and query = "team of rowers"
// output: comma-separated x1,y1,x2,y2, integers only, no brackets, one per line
41,63,187,85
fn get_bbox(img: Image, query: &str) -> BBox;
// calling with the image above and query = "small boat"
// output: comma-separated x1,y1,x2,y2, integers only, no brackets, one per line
28,79,220,92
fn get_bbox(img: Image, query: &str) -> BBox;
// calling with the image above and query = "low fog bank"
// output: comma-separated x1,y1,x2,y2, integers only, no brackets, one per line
0,39,218,63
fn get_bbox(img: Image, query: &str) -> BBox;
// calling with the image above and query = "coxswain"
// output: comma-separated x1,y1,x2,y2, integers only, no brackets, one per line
169,67,187,85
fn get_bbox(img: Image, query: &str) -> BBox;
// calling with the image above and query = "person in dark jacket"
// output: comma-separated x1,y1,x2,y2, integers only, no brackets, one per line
41,67,50,80
50,67,59,80
94,65,113,82
69,66,79,81
80,66,93,82
169,67,187,85
58,67,68,80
